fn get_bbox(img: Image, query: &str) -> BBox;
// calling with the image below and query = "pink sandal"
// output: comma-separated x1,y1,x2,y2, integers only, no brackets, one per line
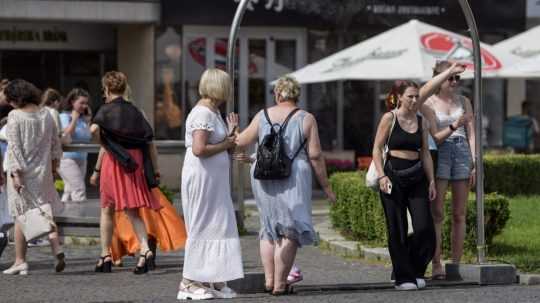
287,266,303,284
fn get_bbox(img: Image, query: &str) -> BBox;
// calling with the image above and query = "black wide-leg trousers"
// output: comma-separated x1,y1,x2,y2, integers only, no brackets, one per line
380,158,436,285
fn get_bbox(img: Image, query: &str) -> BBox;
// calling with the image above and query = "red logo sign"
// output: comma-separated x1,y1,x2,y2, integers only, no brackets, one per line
420,32,502,71
188,38,258,74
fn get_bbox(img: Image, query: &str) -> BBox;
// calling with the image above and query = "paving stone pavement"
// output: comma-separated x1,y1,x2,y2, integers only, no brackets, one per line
0,201,539,302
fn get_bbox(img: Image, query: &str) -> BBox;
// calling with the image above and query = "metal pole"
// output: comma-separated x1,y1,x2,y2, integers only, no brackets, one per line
336,81,344,150
457,0,486,264
227,0,250,228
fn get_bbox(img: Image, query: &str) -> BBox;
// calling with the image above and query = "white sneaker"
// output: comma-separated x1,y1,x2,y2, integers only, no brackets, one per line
177,281,214,300
395,282,418,291
211,283,237,299
416,278,426,289
2,262,28,275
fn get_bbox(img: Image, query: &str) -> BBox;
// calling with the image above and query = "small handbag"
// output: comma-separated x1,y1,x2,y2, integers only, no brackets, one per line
366,111,397,189
16,189,55,242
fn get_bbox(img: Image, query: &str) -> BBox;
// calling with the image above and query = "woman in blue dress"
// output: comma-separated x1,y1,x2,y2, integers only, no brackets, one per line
229,75,336,295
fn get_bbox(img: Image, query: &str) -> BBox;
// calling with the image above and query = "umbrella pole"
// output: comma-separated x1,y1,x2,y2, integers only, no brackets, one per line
457,0,485,264
227,0,250,229
337,81,344,150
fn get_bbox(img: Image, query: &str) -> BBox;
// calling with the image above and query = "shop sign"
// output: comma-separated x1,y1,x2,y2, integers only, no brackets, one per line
0,27,67,43
233,0,284,12
366,4,446,16
528,0,540,18
0,23,114,50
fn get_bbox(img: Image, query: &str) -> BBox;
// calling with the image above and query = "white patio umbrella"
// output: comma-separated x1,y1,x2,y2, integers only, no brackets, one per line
494,25,540,78
288,19,514,83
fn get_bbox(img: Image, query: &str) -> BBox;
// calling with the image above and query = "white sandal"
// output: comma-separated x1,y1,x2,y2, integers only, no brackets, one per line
211,282,237,299
177,281,214,300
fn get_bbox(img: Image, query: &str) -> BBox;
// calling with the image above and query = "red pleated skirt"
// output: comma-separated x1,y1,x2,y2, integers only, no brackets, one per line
100,149,161,210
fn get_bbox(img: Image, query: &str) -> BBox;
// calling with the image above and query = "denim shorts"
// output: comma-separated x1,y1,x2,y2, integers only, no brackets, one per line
436,136,472,180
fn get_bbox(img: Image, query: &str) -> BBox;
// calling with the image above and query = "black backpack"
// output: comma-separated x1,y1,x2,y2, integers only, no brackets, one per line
253,108,307,180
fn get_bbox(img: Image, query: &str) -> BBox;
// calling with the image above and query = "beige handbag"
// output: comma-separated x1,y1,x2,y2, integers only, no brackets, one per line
16,189,55,242
366,111,396,189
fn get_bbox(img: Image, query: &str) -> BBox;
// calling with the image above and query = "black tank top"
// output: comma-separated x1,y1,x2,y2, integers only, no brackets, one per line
387,115,422,152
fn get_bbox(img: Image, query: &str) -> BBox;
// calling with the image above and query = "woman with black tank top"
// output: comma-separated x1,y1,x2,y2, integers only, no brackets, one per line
372,62,465,291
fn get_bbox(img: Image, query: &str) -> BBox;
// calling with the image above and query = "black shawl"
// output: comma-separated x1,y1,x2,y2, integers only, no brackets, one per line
93,97,158,188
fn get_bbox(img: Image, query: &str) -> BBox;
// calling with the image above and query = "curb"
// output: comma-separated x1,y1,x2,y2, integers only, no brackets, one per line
518,274,540,285
315,221,390,262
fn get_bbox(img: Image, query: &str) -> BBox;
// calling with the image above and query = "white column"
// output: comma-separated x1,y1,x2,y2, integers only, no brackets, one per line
117,24,155,124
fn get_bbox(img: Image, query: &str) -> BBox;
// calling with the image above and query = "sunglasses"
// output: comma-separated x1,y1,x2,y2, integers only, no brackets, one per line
448,75,461,82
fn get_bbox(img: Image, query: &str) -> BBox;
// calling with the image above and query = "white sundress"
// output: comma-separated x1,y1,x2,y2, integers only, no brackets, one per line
181,105,244,283
4,109,63,217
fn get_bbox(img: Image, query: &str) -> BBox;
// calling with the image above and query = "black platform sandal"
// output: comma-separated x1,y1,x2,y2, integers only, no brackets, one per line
95,255,112,273
145,250,155,271
134,251,154,275
55,252,66,273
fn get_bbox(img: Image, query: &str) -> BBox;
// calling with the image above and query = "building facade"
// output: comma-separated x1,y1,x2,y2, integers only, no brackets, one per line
157,0,526,154
0,0,528,188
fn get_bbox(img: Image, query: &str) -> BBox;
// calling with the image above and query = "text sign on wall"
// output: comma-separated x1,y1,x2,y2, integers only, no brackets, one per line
0,23,115,51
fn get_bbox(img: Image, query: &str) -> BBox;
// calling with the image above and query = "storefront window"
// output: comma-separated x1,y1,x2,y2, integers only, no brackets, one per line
155,26,183,140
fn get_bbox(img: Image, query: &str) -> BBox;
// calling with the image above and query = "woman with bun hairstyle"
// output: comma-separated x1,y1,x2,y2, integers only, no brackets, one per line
372,62,465,290
90,71,161,275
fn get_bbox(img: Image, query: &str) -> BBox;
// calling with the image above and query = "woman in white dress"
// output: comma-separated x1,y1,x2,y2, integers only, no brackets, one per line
177,69,243,300
1,79,65,275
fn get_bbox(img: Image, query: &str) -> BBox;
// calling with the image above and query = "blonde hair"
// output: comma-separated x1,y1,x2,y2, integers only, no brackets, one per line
274,75,300,101
102,71,128,95
198,68,231,102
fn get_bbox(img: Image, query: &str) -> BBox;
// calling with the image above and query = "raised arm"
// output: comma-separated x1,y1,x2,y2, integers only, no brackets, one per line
231,112,260,148
418,62,466,105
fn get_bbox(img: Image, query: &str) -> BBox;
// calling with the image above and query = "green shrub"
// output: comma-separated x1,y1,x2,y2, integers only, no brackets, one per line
55,179,64,192
441,193,510,254
329,172,510,254
329,172,386,246
484,154,540,196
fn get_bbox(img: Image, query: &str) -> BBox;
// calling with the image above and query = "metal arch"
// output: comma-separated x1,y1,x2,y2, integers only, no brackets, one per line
227,0,486,263
227,0,251,227
457,0,485,264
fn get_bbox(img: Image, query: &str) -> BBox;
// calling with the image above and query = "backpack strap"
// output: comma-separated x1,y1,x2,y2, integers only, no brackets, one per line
385,110,397,151
279,108,301,135
262,108,273,127
291,137,308,160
